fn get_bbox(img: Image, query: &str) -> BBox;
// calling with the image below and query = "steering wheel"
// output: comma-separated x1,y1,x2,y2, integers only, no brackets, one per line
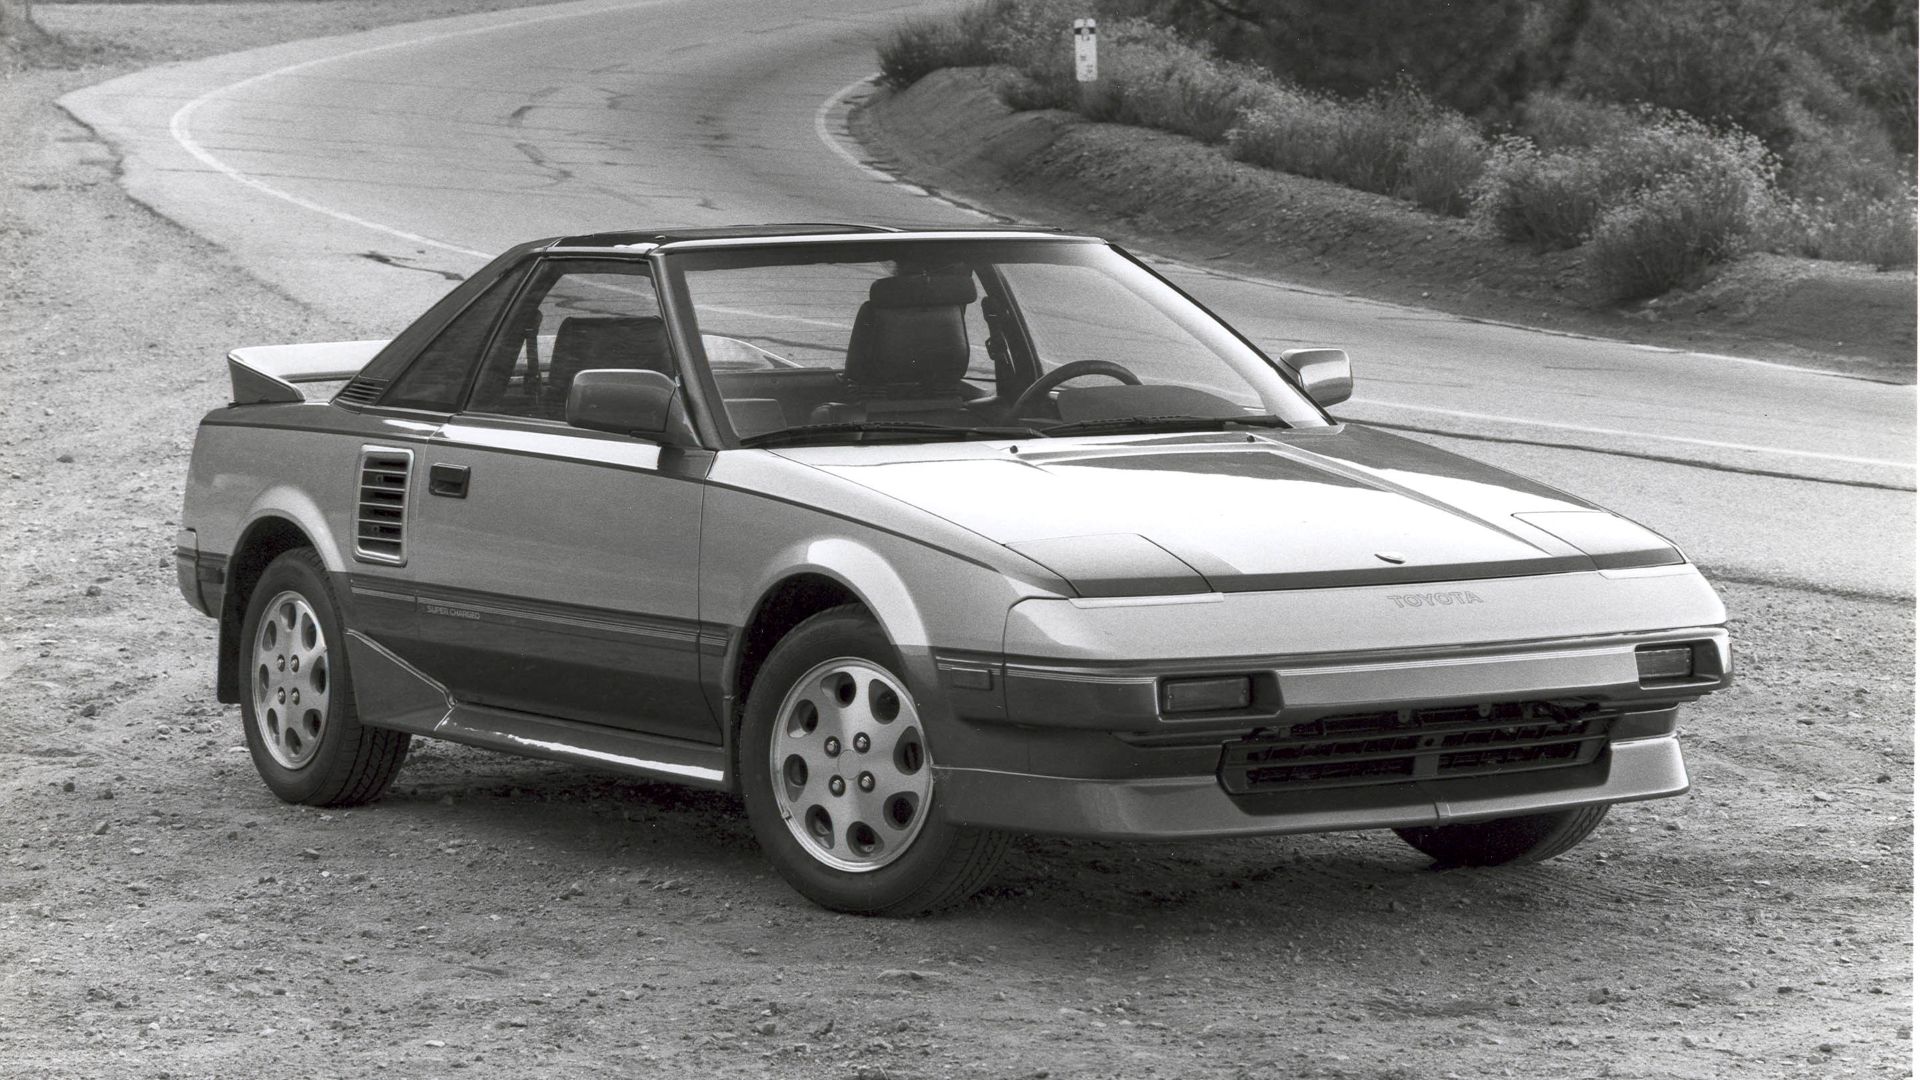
1008,359,1142,419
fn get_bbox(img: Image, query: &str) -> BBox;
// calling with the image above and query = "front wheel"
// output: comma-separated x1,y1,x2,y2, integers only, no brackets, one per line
1394,804,1610,867
239,548,409,806
738,606,1006,915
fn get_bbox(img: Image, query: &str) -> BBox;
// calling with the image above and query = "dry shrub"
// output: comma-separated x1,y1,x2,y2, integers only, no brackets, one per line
1228,88,1401,192
1585,169,1765,299
1518,92,1641,151
877,1,1010,89
1082,22,1271,143
997,69,1073,111
1226,83,1486,214
1225,87,1342,176
1472,140,1616,250
1762,190,1919,269
1402,115,1489,215
1475,113,1775,250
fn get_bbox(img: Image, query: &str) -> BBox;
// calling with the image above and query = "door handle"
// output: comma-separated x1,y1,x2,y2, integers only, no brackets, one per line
428,463,470,499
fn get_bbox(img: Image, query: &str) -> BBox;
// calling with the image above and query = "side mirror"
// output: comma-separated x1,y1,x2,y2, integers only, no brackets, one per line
565,369,695,443
1280,347,1353,408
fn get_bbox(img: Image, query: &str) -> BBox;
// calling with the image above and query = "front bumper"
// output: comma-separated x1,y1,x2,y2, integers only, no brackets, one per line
915,569,1728,839
935,733,1687,839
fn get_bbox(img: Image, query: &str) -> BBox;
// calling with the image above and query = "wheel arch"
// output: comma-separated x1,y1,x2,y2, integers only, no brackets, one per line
723,540,936,769
216,513,326,704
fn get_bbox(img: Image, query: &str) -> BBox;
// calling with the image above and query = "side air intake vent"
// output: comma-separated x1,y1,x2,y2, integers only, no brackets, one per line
334,377,390,407
354,448,412,564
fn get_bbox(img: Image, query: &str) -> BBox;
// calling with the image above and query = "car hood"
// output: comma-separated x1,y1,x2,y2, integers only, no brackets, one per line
778,427,1683,596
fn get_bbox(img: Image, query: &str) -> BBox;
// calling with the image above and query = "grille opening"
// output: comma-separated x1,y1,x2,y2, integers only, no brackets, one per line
354,449,411,563
1221,700,1609,794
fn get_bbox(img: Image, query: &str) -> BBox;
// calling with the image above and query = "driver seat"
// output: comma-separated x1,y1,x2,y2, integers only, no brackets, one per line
811,274,980,425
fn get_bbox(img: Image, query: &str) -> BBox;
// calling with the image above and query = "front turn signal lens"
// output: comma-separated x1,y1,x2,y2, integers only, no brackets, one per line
1162,675,1252,713
1635,645,1695,683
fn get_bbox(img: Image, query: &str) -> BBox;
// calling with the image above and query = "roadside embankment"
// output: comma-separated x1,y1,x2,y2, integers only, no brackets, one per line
855,69,1916,381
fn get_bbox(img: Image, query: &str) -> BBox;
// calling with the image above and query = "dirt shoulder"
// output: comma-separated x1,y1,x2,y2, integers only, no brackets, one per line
0,8,1911,1080
854,69,1917,383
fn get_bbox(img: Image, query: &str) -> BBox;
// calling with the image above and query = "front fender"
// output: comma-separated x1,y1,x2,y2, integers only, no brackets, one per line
755,537,933,651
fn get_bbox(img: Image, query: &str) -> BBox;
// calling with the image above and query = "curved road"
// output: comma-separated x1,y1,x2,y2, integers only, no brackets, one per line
63,0,1914,597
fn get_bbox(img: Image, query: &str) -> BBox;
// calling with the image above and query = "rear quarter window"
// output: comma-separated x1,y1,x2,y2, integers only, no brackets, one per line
379,262,531,412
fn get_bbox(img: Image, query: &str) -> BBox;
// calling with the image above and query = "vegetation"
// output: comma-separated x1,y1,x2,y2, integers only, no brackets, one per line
1,0,51,49
1474,111,1776,250
1227,83,1487,215
877,0,1917,300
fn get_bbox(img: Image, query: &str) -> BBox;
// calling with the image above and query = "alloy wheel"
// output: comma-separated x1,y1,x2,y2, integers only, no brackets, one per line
768,657,931,872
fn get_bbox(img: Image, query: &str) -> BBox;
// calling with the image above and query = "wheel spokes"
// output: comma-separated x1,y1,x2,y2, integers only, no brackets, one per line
769,658,934,872
251,591,330,770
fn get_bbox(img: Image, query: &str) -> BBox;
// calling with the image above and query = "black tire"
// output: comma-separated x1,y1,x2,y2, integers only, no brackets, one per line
238,548,409,806
738,605,1007,915
1394,804,1610,867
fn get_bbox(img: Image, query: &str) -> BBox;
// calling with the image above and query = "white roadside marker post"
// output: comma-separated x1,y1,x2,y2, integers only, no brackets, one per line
1072,18,1099,82
1073,17,1098,98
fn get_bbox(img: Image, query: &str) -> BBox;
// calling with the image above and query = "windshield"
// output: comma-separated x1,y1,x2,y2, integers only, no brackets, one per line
664,239,1327,444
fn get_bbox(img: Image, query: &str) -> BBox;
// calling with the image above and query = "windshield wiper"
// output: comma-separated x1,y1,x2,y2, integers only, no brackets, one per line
1041,414,1293,437
739,420,1046,448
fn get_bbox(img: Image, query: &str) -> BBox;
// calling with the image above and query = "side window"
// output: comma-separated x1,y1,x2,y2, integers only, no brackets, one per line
380,263,529,412
467,259,667,420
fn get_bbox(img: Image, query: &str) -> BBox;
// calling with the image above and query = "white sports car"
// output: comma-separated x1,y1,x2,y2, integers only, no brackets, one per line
175,224,1732,913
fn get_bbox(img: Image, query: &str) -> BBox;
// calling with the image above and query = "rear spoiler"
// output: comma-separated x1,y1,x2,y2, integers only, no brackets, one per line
227,341,389,405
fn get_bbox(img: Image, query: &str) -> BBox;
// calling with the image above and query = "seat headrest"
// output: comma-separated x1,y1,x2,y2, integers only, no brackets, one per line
867,274,978,309
844,276,976,388
547,316,672,414
552,316,671,376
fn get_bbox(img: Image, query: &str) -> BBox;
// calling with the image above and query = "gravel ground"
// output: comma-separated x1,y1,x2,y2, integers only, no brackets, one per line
1,5,1914,1079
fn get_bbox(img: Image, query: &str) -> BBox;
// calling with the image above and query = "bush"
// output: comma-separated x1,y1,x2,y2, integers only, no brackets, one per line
1472,140,1618,250
1077,21,1272,143
1474,112,1775,250
1762,190,1920,269
877,1,1010,89
1517,91,1640,151
1585,168,1764,299
1144,0,1542,117
1402,114,1490,215
1229,90,1405,193
1227,83,1487,215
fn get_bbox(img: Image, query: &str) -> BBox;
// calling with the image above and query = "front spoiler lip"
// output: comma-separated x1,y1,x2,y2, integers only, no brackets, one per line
934,736,1689,839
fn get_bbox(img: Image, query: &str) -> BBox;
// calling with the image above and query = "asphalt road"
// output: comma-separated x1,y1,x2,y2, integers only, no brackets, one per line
62,0,1915,598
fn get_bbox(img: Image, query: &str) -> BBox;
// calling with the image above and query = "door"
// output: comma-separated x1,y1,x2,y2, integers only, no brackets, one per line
401,257,720,742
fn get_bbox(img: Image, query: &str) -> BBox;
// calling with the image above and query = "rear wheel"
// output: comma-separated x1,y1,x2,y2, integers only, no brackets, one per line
738,606,1006,915
239,549,409,806
1394,804,1610,866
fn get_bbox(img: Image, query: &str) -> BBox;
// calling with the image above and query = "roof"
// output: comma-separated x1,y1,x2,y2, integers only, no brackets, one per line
548,222,1077,250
